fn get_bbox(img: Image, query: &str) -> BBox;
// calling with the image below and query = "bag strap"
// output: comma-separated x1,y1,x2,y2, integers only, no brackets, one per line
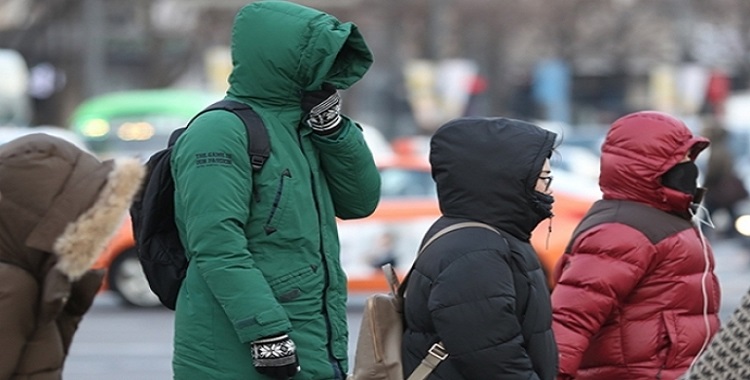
210,100,270,171
407,342,448,380
391,221,503,380
181,99,270,171
420,222,499,255
395,221,501,297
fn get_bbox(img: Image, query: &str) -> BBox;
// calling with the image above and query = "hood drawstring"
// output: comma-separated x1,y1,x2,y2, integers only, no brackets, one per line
545,217,553,251
691,202,716,231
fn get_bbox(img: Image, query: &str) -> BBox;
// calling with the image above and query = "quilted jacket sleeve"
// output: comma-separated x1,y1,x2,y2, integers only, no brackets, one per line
551,223,656,378
311,118,380,219
57,269,105,354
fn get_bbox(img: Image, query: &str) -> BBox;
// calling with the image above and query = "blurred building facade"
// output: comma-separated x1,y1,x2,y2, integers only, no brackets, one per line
1,0,750,138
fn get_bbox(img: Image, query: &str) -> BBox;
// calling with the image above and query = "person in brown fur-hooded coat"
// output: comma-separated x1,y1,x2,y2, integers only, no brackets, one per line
0,133,145,379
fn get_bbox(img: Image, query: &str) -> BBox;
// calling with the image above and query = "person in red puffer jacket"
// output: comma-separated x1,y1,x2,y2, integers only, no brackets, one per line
551,111,721,380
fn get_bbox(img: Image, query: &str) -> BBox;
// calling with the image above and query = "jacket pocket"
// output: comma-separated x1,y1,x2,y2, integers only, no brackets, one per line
267,265,317,303
262,169,292,235
660,311,679,368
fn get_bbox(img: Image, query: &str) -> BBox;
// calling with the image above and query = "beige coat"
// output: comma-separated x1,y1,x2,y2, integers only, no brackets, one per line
0,133,144,379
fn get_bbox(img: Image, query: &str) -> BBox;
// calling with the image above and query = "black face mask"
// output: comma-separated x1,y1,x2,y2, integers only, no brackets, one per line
531,191,555,220
662,161,699,196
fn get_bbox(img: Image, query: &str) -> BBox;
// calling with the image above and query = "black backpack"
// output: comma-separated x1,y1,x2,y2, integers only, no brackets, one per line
129,100,270,310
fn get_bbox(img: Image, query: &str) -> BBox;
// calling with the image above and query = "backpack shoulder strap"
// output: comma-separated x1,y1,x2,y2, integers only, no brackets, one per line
184,99,270,171
419,222,498,254
395,221,506,297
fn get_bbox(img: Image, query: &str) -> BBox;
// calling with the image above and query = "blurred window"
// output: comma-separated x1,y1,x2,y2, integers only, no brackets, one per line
379,167,436,199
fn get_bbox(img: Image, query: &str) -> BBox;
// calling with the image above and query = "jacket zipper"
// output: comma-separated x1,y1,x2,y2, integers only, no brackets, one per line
263,169,291,233
299,132,338,372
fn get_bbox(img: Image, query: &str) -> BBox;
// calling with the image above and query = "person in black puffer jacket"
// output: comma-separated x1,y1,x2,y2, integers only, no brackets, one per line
401,117,559,379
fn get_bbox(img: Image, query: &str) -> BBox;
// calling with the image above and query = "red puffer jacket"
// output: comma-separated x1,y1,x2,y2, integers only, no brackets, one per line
551,111,721,380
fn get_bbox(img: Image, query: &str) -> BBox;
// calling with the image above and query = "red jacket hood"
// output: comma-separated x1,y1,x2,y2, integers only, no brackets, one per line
599,111,709,214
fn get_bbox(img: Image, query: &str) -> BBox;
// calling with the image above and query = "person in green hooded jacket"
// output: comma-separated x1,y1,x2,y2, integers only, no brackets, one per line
170,2,381,379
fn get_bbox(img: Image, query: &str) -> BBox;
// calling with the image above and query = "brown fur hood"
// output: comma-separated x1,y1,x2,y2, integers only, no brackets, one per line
0,133,145,280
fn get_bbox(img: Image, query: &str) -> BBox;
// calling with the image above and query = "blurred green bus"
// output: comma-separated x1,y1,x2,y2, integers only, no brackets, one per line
69,89,219,159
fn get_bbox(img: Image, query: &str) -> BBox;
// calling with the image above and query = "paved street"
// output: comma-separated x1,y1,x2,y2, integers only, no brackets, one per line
64,238,750,379
63,294,366,379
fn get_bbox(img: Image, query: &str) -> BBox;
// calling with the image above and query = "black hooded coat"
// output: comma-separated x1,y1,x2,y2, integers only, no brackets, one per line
401,117,559,379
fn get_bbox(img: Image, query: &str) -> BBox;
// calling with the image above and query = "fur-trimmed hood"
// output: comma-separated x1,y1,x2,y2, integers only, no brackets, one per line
0,133,145,280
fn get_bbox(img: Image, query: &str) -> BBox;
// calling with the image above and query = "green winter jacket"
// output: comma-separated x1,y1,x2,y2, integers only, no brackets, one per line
170,2,379,379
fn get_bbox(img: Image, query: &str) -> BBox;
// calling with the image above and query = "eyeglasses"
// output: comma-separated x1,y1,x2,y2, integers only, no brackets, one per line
538,176,553,192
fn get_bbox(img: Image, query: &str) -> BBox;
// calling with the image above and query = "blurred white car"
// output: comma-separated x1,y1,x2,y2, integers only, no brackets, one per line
0,125,90,151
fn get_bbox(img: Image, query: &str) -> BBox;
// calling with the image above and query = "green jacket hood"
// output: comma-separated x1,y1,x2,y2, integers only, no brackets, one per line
227,1,373,105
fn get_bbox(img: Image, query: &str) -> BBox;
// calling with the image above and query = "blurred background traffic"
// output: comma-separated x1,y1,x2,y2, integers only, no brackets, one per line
3,1,750,378
2,0,750,304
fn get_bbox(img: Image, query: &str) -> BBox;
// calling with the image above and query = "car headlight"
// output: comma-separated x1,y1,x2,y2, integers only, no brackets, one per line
734,215,750,237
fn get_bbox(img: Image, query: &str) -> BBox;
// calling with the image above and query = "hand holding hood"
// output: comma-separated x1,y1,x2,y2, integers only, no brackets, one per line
227,1,373,106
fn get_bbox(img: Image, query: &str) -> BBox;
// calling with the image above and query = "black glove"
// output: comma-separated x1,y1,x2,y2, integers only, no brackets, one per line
301,83,342,135
251,334,300,379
